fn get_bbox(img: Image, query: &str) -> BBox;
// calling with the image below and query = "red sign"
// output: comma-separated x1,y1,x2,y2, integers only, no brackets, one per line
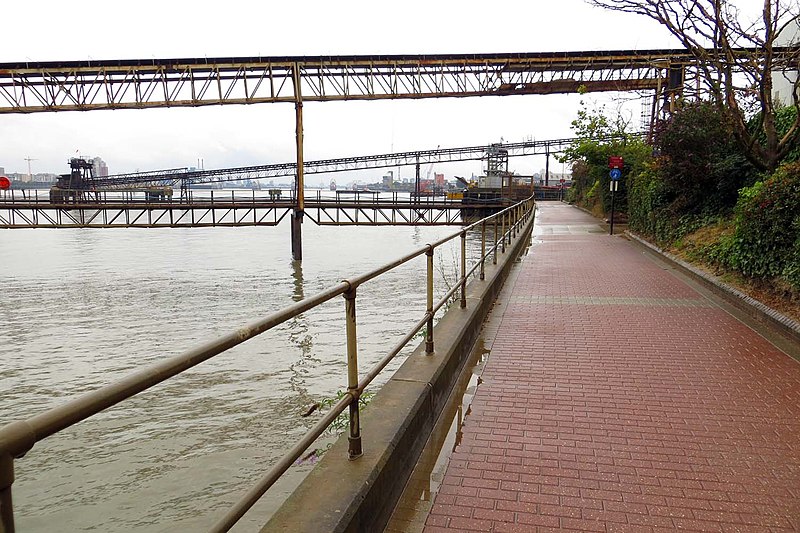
608,156,624,169
0,176,10,190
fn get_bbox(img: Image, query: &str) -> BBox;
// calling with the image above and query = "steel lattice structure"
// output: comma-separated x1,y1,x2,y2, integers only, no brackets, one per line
0,49,767,113
91,137,584,189
0,194,525,228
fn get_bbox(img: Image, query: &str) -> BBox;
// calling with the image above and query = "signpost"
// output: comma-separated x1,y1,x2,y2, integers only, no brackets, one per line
608,157,623,235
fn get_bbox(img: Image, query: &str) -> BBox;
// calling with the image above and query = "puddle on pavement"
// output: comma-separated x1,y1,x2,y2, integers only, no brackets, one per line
384,339,490,533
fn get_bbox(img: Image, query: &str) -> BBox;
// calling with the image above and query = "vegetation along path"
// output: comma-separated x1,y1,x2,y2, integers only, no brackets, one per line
422,203,800,532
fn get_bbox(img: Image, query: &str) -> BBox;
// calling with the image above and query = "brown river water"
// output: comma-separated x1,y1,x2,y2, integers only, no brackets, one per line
0,196,490,531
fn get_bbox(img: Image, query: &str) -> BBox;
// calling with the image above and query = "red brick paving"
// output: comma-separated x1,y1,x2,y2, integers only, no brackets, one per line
422,204,800,532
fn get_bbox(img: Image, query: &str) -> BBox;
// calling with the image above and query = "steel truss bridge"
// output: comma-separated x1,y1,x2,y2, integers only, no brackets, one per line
1,48,797,113
0,134,573,229
4,48,794,256
0,190,565,229
92,136,579,189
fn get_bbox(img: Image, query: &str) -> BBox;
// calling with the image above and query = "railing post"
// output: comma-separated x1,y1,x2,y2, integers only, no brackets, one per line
0,454,14,533
512,206,517,238
344,288,362,460
493,215,498,265
425,247,434,354
460,230,467,309
512,209,516,241
480,220,486,281
501,211,506,254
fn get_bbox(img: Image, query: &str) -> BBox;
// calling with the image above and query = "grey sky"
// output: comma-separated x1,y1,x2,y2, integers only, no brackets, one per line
0,0,762,184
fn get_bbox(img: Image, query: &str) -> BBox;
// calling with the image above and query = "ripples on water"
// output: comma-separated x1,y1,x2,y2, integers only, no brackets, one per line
0,217,489,531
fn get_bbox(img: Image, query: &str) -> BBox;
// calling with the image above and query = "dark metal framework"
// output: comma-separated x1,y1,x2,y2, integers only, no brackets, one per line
2,48,782,113
0,192,497,228
0,134,600,229
91,137,580,189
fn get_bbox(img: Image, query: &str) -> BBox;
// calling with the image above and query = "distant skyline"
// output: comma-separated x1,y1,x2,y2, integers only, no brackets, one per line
0,0,769,184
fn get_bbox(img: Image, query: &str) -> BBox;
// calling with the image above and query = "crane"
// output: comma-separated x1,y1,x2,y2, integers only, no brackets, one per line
421,145,439,193
24,156,37,182
425,162,434,181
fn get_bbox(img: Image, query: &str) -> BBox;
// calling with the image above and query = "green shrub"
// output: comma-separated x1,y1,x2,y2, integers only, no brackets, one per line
783,227,800,287
653,101,757,216
628,162,667,238
751,105,800,164
725,162,800,287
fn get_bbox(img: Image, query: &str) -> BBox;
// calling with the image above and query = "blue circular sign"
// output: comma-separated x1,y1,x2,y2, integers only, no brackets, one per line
609,168,622,181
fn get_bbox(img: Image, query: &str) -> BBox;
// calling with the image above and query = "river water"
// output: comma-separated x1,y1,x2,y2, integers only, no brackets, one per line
0,193,488,532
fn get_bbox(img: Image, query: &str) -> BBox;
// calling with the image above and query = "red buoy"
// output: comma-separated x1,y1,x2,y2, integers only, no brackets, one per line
0,176,10,190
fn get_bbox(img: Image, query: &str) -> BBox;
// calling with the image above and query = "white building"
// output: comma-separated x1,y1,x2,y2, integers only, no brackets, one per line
773,18,799,105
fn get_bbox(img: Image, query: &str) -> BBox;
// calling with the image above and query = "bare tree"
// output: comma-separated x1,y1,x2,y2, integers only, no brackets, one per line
587,0,800,171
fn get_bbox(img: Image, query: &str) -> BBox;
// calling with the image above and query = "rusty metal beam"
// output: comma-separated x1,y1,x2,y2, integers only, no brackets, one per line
498,78,665,95
1,48,790,113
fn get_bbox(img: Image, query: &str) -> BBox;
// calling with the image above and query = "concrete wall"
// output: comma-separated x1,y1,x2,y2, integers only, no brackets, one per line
264,213,535,533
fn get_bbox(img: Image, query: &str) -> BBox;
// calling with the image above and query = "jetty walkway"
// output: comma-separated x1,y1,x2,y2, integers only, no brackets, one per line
417,203,800,532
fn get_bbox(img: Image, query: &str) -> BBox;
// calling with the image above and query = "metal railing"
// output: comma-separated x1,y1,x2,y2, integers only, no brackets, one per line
0,196,536,533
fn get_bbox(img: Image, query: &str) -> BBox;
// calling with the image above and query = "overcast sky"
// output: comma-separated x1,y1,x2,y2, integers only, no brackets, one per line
0,0,764,184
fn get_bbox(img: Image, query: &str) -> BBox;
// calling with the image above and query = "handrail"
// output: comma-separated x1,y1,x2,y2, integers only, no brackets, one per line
0,196,536,533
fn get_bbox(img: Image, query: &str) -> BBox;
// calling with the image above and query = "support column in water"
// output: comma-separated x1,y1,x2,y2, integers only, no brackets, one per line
545,145,550,187
291,210,303,261
292,64,305,261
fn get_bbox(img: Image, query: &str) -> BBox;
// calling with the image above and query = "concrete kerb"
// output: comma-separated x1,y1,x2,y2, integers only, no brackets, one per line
626,231,800,347
263,214,534,533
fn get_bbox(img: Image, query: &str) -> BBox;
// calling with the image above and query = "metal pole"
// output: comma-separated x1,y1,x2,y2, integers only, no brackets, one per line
460,230,467,309
501,211,506,253
512,206,518,237
414,158,420,204
344,288,362,460
545,146,550,187
292,64,305,261
480,221,486,281
493,215,498,265
610,185,616,236
425,248,434,354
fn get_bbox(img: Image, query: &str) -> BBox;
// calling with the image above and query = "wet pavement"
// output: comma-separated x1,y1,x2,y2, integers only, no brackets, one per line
418,203,800,532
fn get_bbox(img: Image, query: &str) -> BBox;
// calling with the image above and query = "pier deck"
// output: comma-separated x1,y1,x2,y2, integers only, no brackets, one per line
419,203,800,532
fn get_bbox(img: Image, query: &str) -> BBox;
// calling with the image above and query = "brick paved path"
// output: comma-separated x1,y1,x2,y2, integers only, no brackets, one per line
422,203,800,532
